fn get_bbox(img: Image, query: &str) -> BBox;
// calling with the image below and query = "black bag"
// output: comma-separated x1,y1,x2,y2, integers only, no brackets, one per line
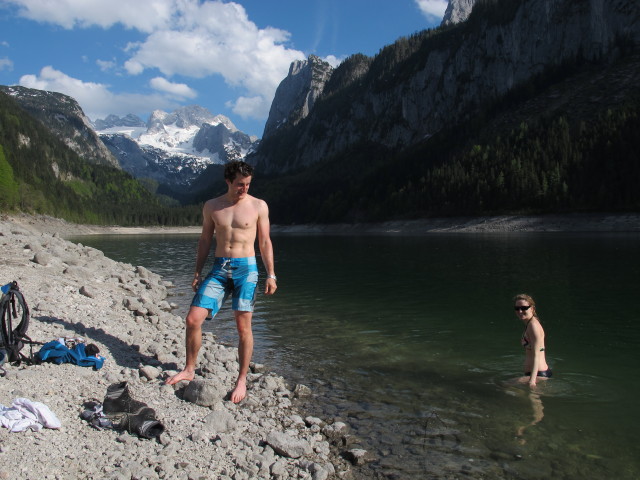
0,281,38,364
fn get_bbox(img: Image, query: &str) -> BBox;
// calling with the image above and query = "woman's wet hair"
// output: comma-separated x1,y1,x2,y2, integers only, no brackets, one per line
513,293,538,316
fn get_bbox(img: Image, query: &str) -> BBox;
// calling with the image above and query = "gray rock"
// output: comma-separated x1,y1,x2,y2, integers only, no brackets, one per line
136,265,152,279
344,448,374,466
305,416,323,427
293,384,311,398
123,297,147,315
139,365,162,380
32,251,52,265
265,431,312,459
322,421,348,440
203,410,236,433
79,285,96,298
183,379,226,407
299,460,333,480
250,362,267,373
63,265,91,279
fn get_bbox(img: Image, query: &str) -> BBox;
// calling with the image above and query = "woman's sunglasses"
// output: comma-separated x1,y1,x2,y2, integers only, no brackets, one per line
514,305,532,312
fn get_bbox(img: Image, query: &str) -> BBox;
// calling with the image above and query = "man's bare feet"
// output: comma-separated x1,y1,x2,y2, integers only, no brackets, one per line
166,369,195,385
230,378,247,403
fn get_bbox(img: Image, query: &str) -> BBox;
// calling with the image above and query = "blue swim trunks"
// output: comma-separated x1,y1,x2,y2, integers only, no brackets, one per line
192,257,259,314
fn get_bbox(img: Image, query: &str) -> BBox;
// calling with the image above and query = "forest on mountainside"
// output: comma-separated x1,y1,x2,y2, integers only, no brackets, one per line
0,91,201,226
252,101,640,224
250,51,640,224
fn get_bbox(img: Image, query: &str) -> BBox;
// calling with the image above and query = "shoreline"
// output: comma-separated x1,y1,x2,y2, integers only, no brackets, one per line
4,212,640,238
0,215,356,480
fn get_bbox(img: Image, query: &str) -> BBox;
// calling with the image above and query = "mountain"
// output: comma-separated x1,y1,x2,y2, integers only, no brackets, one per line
237,0,640,224
0,89,199,226
262,55,334,139
251,0,640,175
441,0,476,26
95,106,259,190
0,85,119,168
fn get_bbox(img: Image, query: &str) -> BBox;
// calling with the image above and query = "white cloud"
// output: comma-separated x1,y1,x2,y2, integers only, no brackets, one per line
0,57,13,71
122,2,305,119
323,55,342,68
5,0,175,32
149,77,197,99
7,0,307,121
227,95,265,120
415,0,448,19
19,66,180,120
96,59,116,72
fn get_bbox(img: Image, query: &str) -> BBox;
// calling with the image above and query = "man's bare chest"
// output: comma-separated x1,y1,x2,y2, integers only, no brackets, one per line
212,205,257,230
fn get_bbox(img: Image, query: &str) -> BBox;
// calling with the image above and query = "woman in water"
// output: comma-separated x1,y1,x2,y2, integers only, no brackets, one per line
515,293,551,387
513,294,551,441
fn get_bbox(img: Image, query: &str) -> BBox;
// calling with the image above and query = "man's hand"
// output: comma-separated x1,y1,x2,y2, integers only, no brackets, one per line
192,272,202,292
265,277,277,295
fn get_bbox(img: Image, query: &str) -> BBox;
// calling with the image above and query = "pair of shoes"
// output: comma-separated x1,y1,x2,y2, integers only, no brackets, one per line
102,381,165,439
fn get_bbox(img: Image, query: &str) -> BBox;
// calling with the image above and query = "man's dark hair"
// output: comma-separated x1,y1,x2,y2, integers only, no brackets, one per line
224,161,254,182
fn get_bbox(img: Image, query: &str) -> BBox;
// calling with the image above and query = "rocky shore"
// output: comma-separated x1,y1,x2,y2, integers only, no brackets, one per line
5,211,640,237
0,215,357,480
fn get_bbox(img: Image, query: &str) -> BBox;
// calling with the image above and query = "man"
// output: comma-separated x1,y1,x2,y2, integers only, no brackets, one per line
166,161,277,403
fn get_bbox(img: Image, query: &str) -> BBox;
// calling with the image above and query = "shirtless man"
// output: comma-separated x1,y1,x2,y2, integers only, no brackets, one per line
166,161,277,403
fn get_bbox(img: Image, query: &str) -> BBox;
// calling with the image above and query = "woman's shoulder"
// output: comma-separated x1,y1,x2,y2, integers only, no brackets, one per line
529,317,545,334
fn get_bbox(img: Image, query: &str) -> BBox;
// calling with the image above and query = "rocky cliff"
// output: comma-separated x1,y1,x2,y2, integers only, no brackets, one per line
192,123,255,162
262,55,334,139
441,0,476,26
0,85,119,168
252,0,640,174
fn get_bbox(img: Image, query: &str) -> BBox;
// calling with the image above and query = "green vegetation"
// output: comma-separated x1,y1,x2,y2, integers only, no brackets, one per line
0,91,201,226
254,97,640,224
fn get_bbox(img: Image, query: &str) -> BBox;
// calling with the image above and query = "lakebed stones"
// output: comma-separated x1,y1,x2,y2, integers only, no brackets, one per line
344,448,376,466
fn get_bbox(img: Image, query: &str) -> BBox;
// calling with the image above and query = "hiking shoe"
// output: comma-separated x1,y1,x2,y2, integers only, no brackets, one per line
103,381,146,415
119,407,164,439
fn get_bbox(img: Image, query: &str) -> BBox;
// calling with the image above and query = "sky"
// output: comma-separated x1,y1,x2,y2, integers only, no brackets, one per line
0,0,447,138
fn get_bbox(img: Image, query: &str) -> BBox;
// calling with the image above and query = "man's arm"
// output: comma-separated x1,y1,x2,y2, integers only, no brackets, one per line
192,201,215,291
256,200,277,295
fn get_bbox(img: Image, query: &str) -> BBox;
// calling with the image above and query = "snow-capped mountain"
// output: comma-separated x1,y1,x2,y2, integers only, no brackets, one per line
95,106,259,189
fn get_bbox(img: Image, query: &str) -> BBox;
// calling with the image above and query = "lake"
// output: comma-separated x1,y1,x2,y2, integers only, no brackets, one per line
73,231,640,479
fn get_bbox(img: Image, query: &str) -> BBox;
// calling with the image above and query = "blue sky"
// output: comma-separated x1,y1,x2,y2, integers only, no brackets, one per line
0,0,446,137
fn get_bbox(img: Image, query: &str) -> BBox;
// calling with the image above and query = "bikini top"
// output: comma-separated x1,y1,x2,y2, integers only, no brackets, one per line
521,319,546,351
521,320,532,349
